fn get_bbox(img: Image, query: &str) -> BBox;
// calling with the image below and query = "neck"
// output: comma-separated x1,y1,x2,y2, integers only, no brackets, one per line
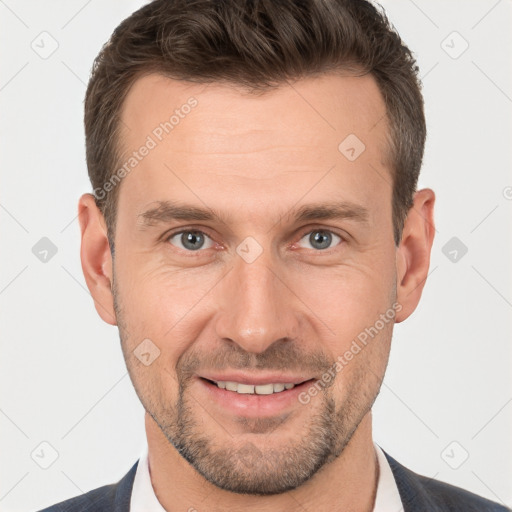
145,410,379,512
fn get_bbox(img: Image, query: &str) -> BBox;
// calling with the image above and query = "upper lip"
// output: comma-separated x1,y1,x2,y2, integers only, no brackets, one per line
198,372,315,386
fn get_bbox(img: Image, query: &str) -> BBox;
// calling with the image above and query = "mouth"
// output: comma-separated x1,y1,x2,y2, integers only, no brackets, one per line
200,377,311,395
197,376,317,418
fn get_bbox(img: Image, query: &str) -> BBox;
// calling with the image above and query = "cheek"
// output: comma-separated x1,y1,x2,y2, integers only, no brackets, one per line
290,259,396,343
329,317,393,405
116,253,218,332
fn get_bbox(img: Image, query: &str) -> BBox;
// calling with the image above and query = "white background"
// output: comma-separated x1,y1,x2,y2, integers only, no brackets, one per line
0,1,511,510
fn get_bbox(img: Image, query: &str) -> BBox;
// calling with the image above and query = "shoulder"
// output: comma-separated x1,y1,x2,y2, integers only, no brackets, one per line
36,483,117,512
382,449,511,512
36,460,139,512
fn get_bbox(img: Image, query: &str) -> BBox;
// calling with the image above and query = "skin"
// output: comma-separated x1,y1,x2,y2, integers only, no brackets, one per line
78,72,435,512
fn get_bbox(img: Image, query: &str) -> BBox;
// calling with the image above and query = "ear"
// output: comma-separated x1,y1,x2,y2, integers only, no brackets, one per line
395,188,436,323
78,193,117,325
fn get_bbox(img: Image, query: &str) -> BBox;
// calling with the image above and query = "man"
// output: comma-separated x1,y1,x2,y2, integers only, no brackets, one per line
39,0,509,511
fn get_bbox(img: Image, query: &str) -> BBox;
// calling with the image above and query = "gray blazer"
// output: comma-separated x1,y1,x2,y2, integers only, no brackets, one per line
37,449,511,511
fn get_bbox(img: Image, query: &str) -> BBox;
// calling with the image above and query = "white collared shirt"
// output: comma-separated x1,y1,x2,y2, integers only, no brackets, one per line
130,441,403,511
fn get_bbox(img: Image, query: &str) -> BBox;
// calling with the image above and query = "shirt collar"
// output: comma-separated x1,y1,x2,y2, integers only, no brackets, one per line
373,442,404,511
130,443,166,512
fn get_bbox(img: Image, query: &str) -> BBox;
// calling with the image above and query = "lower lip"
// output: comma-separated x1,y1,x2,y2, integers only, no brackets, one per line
197,377,315,418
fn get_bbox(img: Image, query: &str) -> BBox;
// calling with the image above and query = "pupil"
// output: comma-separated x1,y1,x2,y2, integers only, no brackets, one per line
183,231,203,250
311,231,331,250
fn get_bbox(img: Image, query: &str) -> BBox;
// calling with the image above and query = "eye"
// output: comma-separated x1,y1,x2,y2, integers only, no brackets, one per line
166,230,215,252
297,229,343,251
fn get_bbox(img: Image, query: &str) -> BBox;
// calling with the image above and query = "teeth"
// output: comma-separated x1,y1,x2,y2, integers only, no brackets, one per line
237,383,255,394
225,381,238,392
214,381,296,394
255,383,273,395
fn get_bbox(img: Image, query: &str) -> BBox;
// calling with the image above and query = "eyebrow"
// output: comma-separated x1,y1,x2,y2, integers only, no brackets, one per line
136,200,369,229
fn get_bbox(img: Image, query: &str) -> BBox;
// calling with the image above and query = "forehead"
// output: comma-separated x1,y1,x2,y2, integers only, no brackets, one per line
120,71,388,152
116,72,391,229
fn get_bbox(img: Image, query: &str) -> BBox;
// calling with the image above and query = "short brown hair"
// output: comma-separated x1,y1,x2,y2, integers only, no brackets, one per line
85,0,426,250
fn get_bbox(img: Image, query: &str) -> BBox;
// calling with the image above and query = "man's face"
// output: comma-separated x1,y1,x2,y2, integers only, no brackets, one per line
112,73,398,494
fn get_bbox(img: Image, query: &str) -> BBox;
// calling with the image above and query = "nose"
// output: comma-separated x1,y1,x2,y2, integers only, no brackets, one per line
214,248,301,354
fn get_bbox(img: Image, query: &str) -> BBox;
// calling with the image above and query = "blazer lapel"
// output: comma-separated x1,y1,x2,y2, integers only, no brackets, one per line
113,460,139,512
382,449,441,512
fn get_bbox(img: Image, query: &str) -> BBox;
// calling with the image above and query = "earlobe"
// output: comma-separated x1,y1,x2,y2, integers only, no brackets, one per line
395,188,436,323
78,193,117,326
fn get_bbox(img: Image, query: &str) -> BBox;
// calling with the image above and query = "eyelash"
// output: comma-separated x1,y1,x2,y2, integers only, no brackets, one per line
162,226,346,255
